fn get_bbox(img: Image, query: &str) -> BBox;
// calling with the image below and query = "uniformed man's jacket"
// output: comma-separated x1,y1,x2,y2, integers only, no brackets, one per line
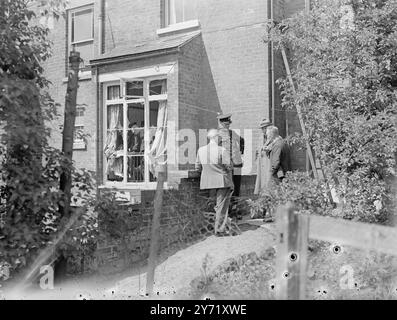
218,128,244,173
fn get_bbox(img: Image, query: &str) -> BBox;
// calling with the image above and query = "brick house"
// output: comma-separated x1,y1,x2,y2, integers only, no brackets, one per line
43,0,309,200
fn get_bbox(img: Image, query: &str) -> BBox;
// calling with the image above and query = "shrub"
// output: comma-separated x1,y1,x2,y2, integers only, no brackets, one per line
266,0,397,223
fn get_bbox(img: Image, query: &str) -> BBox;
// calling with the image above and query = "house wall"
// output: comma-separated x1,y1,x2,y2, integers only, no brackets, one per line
41,0,310,275
43,10,98,172
42,0,308,179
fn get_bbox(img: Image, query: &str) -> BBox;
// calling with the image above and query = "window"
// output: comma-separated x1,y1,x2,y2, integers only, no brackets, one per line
164,0,197,27
73,107,86,149
103,79,168,186
67,5,94,72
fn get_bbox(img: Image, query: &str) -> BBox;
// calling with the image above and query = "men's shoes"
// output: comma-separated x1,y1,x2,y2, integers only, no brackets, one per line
215,230,230,237
263,216,275,223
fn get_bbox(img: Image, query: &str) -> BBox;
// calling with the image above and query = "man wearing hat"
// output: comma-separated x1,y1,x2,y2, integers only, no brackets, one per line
195,129,234,236
254,118,273,195
217,113,245,220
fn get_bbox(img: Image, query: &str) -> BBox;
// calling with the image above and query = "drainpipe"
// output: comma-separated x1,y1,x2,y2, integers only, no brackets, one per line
95,66,101,191
305,0,310,171
270,0,275,127
96,0,104,190
305,0,311,14
268,0,275,125
98,0,105,55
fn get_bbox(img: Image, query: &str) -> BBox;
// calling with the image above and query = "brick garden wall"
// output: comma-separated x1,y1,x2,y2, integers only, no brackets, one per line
94,172,257,274
95,176,211,274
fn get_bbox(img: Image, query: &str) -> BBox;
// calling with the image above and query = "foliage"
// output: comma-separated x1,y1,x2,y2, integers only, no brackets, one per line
249,171,334,217
266,0,397,222
190,241,397,300
189,250,276,300
0,0,98,279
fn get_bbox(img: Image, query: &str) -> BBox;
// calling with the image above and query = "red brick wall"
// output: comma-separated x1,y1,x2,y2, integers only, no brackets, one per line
43,11,98,172
102,0,161,52
198,0,270,175
96,177,211,274
42,0,309,178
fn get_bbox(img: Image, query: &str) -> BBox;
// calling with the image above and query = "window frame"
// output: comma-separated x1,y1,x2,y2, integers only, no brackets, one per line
159,0,199,34
73,106,86,150
67,4,94,72
103,77,167,189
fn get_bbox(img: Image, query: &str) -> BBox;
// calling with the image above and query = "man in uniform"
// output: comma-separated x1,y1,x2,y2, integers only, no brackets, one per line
217,113,245,220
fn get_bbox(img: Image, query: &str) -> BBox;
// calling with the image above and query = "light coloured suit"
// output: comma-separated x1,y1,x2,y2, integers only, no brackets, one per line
195,141,234,233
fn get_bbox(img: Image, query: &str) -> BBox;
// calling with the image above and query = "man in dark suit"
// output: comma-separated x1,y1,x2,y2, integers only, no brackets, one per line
266,125,291,182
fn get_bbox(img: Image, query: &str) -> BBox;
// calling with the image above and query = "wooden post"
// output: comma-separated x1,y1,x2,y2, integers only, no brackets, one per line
281,48,335,206
276,203,309,300
280,48,318,180
146,165,166,296
59,51,81,218
305,0,311,14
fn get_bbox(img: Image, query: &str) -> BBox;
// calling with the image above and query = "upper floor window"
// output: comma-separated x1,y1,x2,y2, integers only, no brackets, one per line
67,5,94,72
164,0,197,27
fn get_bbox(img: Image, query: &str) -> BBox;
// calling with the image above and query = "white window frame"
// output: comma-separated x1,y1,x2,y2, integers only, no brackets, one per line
158,0,199,35
67,4,94,73
73,107,86,150
103,77,168,189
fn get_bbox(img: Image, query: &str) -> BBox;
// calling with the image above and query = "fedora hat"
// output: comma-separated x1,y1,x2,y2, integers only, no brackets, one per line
217,113,232,123
259,118,271,128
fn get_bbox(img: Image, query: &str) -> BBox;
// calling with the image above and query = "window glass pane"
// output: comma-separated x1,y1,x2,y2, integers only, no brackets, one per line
107,85,121,100
106,104,123,131
127,156,145,182
77,107,85,116
167,0,196,25
127,102,144,128
149,101,159,128
126,81,144,97
72,9,93,42
73,41,93,70
174,0,184,23
127,102,145,153
149,79,167,96
183,0,197,21
107,155,124,182
105,104,124,182
74,125,84,142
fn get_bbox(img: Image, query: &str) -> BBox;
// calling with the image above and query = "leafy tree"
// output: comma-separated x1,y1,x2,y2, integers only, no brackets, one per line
266,0,397,222
0,0,98,278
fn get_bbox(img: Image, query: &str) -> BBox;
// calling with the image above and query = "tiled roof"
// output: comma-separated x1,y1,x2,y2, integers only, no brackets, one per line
90,30,201,65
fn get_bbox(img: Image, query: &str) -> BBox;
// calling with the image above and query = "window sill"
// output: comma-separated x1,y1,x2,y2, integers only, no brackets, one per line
63,70,92,83
157,20,200,36
99,182,171,191
73,141,86,150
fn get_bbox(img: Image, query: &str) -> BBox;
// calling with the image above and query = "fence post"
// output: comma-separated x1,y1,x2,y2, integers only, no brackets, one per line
275,202,309,300
146,165,166,296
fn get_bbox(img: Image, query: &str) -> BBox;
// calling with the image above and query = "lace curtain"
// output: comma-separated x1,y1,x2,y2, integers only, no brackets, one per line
104,105,123,178
148,80,167,177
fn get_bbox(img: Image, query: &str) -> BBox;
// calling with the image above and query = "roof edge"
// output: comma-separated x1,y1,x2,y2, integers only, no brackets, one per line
90,31,202,67
90,47,180,66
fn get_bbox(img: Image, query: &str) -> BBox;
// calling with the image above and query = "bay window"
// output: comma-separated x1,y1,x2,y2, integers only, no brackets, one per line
103,78,168,186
